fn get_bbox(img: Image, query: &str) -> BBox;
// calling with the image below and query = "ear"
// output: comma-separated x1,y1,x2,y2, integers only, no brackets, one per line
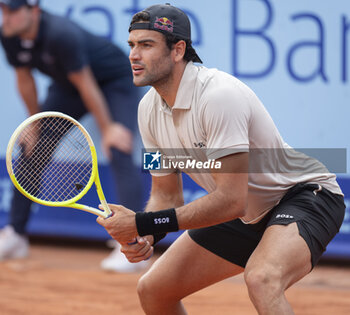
173,40,186,63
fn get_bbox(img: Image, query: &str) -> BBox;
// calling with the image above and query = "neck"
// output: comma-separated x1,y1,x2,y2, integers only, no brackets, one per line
20,10,40,40
154,61,187,108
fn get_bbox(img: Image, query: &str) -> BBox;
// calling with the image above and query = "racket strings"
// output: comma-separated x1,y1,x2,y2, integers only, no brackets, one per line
13,118,67,195
47,123,93,200
11,116,93,202
38,118,93,200
14,118,72,191
42,157,92,201
15,118,92,201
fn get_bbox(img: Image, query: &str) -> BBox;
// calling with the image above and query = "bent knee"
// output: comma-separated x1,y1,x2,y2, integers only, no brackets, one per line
138,265,190,300
137,273,155,302
137,271,171,301
137,271,183,311
244,265,284,295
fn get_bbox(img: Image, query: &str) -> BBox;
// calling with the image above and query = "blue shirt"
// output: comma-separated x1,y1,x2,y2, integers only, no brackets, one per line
0,10,131,87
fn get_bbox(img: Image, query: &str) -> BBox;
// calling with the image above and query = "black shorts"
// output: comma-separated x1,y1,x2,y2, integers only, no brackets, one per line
188,182,345,268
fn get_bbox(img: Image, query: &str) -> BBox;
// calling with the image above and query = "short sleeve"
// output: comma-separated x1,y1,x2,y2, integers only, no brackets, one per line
201,83,250,160
52,28,88,74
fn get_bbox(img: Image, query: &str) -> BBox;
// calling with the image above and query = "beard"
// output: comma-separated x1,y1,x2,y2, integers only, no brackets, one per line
132,49,174,88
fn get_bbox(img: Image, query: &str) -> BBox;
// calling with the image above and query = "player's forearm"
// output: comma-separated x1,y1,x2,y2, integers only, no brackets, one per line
144,173,184,213
135,189,245,241
135,156,248,238
16,70,39,115
173,155,248,230
175,188,246,230
144,193,184,213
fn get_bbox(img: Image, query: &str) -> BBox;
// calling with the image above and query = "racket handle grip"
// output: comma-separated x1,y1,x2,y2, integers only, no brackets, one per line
127,239,138,245
105,211,114,219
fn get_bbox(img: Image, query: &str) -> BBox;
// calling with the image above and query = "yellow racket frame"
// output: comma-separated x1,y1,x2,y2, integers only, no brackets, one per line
6,111,111,218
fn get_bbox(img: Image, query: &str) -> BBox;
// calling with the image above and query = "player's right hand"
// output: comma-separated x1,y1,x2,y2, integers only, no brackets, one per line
120,235,154,263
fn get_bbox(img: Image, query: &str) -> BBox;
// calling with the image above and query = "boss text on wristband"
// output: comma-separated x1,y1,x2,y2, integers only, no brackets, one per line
135,208,179,236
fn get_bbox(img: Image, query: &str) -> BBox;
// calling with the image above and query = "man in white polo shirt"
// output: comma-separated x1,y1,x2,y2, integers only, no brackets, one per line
98,4,345,314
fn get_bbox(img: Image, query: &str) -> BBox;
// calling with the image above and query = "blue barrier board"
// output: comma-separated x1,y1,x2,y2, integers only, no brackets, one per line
0,161,349,259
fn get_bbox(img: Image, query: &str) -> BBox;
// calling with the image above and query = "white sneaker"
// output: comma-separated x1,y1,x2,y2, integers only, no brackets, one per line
100,240,149,273
0,225,29,261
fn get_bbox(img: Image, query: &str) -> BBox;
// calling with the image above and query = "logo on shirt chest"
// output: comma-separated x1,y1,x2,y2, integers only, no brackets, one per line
193,141,206,148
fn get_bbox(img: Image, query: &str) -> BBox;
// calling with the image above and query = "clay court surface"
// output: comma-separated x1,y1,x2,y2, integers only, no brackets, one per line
0,239,349,315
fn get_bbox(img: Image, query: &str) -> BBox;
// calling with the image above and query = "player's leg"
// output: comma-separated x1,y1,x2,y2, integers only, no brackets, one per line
244,184,345,315
137,215,268,315
245,223,310,314
137,231,244,315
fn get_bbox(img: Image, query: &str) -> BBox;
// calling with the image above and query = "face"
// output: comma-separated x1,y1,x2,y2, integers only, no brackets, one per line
128,29,174,87
0,6,34,37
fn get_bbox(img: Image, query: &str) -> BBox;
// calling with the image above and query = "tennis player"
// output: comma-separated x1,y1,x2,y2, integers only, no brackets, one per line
97,3,345,314
0,0,146,272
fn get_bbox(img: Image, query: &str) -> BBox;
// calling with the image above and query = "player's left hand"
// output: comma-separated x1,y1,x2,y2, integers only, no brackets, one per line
96,203,138,244
120,235,154,263
101,122,133,157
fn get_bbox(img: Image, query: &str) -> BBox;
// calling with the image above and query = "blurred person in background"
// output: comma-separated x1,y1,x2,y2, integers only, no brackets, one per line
0,0,145,273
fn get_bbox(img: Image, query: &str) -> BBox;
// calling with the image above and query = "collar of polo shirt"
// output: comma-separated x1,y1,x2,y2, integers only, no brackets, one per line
170,62,199,110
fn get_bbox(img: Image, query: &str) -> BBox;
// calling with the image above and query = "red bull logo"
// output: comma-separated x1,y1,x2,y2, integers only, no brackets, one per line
154,17,174,33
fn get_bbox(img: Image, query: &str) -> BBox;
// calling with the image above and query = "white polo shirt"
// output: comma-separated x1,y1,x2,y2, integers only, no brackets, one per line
138,62,342,223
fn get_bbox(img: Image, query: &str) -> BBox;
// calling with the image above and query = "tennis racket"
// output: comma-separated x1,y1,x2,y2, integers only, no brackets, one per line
6,111,112,218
